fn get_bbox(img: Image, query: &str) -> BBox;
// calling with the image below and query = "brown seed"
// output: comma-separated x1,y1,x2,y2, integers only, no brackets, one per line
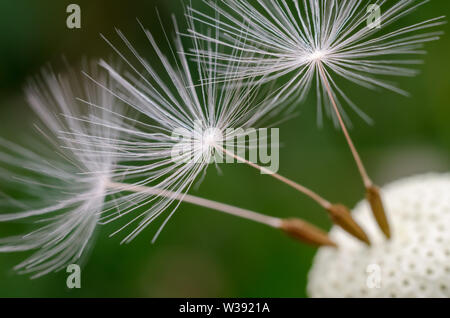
281,218,337,248
327,204,371,245
366,185,391,239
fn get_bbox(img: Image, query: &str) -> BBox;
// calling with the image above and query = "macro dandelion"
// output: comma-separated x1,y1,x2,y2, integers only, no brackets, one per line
0,2,446,301
187,0,445,239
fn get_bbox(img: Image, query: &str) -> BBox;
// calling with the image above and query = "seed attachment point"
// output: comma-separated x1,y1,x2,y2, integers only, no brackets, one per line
366,185,391,239
281,218,337,248
327,204,371,245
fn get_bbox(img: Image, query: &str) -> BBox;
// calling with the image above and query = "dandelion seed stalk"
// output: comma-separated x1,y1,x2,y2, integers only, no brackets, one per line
218,146,369,245
107,181,336,247
218,146,331,209
318,62,390,240
107,181,281,228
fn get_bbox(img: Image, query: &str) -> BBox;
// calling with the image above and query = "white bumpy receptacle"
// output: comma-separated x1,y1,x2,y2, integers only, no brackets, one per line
308,173,450,298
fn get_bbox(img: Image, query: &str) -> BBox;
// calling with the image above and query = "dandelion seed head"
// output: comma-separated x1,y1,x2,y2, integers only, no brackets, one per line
94,16,282,244
95,174,110,196
190,0,445,124
308,173,450,297
0,61,130,278
202,127,222,147
307,49,328,63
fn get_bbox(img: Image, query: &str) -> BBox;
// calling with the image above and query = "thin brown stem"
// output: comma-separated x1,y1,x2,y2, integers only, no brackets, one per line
218,146,370,245
106,181,336,247
317,62,372,189
107,181,282,228
317,62,390,239
217,146,332,210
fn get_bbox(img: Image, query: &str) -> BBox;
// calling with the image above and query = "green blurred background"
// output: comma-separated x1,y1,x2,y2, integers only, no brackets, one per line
0,0,448,297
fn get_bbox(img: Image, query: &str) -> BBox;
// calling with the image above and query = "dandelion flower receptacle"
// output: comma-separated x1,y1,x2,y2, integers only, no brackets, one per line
308,173,450,298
